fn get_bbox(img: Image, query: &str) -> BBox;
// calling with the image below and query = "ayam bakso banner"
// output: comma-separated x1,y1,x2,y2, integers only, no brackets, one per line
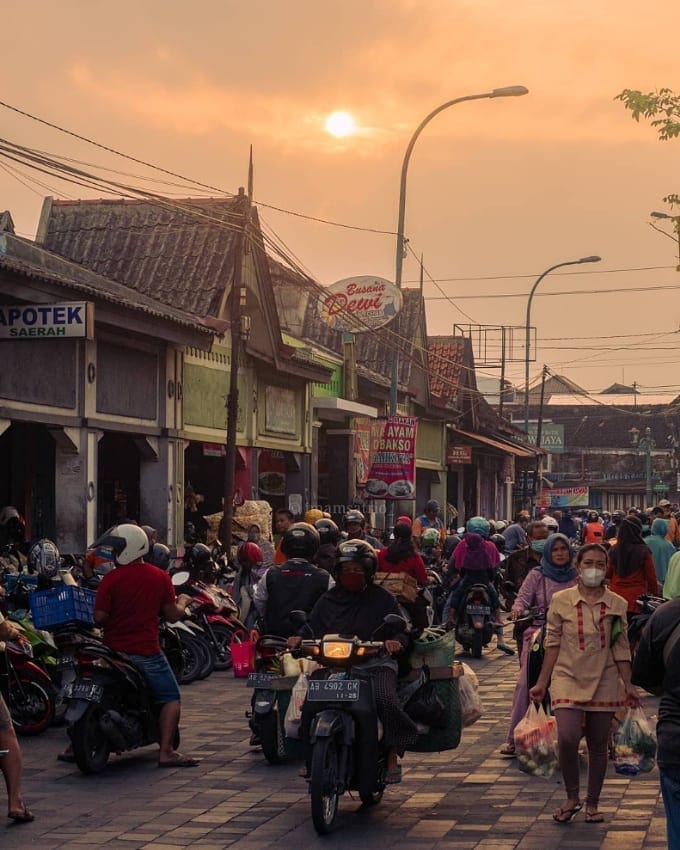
363,415,418,500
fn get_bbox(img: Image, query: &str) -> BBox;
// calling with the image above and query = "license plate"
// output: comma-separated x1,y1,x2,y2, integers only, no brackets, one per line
57,654,75,668
246,672,275,688
66,681,104,702
466,605,490,616
306,679,360,702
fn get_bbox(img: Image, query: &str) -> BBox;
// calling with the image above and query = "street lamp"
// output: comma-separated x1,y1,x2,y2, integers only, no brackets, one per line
629,425,655,507
389,84,529,414
523,256,601,432
649,211,680,269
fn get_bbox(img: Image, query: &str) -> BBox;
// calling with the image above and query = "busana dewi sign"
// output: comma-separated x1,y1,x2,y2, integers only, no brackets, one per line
319,276,403,333
0,302,93,339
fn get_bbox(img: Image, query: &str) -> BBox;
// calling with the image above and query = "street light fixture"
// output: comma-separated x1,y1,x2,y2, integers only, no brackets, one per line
389,84,529,414
523,256,602,433
649,211,680,268
629,425,655,507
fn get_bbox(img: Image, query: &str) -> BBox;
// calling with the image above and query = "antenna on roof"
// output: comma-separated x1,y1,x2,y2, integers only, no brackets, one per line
247,145,254,201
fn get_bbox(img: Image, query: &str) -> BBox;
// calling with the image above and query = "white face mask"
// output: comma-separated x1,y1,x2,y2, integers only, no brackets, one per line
581,567,606,587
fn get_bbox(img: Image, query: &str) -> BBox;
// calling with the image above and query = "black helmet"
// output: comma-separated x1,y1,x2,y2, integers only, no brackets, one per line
612,510,625,521
148,543,171,571
334,539,378,580
489,533,506,555
314,518,340,546
588,511,599,522
281,522,320,560
425,499,440,513
27,539,60,577
343,509,365,528
189,543,213,567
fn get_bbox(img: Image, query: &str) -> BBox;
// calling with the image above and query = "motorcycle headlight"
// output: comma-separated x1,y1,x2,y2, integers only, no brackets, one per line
322,640,352,660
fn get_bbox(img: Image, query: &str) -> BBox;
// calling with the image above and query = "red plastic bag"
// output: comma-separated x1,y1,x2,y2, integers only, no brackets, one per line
231,629,258,678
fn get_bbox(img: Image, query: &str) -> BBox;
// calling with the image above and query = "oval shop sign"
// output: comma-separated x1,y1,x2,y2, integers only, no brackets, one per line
319,276,403,333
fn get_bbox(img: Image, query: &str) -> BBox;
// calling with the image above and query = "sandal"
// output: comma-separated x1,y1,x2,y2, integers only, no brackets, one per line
585,810,604,823
499,743,516,758
385,766,402,785
552,802,582,824
7,805,34,824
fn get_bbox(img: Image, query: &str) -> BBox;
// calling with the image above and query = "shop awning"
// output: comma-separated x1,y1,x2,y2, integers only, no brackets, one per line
451,428,538,458
312,397,379,420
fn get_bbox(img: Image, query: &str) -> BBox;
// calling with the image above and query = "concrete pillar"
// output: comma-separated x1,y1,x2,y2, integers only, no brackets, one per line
139,437,170,544
53,427,88,553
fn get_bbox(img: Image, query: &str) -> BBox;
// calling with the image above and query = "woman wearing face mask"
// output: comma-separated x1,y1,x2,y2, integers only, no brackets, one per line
606,516,658,615
499,533,578,757
293,539,418,785
529,544,640,824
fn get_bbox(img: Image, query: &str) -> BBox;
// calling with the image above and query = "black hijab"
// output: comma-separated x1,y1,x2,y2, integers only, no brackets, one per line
609,516,652,578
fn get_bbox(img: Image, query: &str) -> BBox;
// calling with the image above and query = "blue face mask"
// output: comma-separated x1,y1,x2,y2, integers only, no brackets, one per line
530,539,547,553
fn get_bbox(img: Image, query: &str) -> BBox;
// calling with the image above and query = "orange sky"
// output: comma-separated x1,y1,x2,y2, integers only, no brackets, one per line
2,1,679,394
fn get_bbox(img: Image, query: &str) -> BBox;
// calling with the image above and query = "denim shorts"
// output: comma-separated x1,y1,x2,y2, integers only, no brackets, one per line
128,652,181,704
0,693,11,730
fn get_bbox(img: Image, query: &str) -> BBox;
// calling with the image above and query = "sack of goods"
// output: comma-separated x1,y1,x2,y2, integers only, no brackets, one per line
374,571,418,603
458,662,483,728
613,707,657,776
514,703,559,779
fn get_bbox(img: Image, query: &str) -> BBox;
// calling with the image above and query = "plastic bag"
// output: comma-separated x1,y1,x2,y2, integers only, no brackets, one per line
613,707,657,775
230,629,258,678
458,665,483,728
284,672,308,738
514,703,559,778
405,682,448,729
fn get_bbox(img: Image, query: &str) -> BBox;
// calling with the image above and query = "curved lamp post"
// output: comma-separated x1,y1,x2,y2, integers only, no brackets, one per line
389,85,529,414
523,256,601,433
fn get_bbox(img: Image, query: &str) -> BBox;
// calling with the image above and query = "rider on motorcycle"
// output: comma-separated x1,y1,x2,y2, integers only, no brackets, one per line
93,523,199,768
290,539,418,785
253,523,333,637
445,517,503,626
314,518,341,574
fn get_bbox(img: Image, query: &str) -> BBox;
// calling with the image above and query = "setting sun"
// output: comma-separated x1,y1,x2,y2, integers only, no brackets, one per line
324,110,356,138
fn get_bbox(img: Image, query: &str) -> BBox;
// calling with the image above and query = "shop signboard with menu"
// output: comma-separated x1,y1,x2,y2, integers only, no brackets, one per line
364,415,418,500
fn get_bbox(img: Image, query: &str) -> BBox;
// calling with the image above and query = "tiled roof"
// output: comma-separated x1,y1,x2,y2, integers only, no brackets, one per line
0,231,214,336
538,404,674,450
41,197,244,317
427,336,466,407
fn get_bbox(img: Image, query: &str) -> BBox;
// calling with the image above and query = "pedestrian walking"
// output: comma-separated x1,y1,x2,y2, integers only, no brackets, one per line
500,533,578,757
0,612,34,823
529,543,640,824
606,516,658,614
631,596,680,850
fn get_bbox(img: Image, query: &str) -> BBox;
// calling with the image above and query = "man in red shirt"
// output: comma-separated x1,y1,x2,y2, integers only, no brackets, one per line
94,524,198,768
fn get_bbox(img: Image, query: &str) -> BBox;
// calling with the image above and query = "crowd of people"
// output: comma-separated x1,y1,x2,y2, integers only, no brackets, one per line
1,498,679,845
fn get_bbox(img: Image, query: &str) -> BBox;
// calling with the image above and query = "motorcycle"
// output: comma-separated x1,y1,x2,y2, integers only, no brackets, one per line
65,641,179,774
293,611,407,835
454,584,515,658
628,594,665,658
0,631,56,735
171,570,245,671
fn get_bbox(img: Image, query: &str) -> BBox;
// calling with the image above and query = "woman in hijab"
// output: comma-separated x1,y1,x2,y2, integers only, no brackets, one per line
606,516,658,614
500,533,579,757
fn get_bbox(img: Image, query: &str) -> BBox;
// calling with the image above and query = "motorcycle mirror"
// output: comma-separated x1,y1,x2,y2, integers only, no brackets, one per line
383,613,407,629
502,580,516,592
171,570,191,587
289,610,308,627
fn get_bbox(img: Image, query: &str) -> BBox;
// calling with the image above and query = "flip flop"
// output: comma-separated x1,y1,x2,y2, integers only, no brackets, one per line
552,802,582,824
7,806,34,824
158,756,200,768
385,766,402,785
499,744,516,758
585,811,604,823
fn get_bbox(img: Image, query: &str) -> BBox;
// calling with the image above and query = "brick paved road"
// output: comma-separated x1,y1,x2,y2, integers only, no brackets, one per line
4,646,667,850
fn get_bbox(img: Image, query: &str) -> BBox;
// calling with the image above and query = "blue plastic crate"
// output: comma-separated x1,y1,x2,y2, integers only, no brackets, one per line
29,586,96,629
3,573,39,592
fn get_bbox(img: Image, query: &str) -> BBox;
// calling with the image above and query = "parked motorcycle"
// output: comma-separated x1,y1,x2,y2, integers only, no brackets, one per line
293,611,407,835
65,641,179,774
171,570,245,671
0,632,56,735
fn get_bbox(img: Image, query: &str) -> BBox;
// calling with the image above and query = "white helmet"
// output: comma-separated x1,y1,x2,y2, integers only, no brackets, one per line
542,516,559,532
95,524,149,565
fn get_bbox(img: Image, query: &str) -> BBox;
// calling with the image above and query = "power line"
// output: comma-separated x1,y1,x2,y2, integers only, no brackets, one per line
408,264,676,284
424,283,680,301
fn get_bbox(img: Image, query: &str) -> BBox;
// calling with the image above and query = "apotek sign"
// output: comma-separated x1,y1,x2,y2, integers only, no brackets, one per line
319,276,403,333
0,302,92,339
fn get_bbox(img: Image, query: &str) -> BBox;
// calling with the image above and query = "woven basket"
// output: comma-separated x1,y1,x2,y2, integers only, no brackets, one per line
374,571,418,603
410,628,456,668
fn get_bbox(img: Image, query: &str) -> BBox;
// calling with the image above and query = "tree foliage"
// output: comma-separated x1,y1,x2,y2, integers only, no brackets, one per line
616,88,680,208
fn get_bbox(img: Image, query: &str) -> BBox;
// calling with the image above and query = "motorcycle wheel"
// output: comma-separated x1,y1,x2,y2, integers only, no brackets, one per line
471,630,483,659
259,708,285,765
177,635,203,685
195,636,215,680
9,675,56,736
310,737,340,835
71,704,111,774
207,623,235,672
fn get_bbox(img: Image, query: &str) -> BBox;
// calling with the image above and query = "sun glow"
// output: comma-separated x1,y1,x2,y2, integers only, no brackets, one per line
325,111,356,138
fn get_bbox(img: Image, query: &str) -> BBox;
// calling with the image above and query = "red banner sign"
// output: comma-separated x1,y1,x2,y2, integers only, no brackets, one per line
364,415,418,499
